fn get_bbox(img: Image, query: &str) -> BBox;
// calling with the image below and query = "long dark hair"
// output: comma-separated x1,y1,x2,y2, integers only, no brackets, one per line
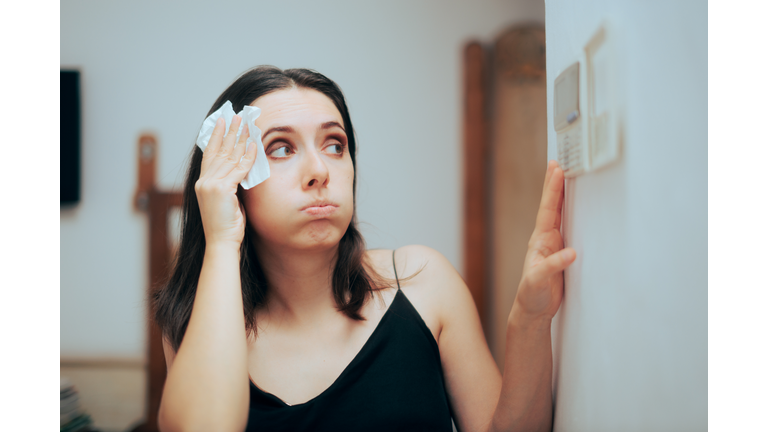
154,66,384,351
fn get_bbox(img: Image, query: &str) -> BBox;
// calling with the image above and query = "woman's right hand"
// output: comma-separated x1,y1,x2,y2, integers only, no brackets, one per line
195,115,259,249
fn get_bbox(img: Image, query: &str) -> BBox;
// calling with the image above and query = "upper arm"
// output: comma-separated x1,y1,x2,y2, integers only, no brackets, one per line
397,245,501,432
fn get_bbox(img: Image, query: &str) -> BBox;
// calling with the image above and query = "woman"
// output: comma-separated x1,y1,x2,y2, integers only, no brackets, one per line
154,66,576,432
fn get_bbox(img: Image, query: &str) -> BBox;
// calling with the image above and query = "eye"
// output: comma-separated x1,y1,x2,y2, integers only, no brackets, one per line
269,145,294,158
325,142,345,155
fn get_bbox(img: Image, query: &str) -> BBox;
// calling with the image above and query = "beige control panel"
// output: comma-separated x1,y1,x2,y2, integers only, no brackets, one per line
554,24,620,178
554,62,585,177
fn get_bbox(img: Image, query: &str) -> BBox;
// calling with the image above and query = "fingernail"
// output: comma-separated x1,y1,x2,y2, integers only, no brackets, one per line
216,117,224,126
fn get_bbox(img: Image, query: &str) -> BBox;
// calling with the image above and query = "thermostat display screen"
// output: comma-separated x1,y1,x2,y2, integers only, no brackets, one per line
554,62,580,132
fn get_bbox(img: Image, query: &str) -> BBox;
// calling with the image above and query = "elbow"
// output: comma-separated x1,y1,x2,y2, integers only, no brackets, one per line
158,398,247,432
157,400,189,432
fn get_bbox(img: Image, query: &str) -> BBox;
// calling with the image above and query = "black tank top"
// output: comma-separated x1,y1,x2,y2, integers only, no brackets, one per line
246,252,453,431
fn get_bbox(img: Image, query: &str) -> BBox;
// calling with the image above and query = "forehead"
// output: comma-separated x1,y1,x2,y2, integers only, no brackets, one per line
250,88,342,128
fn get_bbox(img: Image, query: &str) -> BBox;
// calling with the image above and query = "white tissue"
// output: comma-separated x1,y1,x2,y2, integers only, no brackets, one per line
195,100,270,189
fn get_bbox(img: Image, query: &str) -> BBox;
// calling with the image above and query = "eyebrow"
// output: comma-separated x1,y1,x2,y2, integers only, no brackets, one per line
261,121,346,140
261,126,294,140
321,121,346,133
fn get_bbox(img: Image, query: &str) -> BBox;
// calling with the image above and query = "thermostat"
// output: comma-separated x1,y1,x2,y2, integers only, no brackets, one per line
554,62,585,177
554,23,620,177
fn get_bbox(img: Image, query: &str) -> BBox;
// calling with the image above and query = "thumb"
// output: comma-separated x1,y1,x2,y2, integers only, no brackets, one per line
529,248,576,285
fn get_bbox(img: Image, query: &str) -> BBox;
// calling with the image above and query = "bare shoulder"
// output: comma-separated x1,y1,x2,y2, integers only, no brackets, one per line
365,245,472,342
365,245,459,287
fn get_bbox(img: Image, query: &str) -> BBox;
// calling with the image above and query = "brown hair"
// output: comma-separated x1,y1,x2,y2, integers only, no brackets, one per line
153,66,387,351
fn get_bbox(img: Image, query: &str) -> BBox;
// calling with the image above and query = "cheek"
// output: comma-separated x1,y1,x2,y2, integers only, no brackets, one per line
339,156,355,186
241,179,291,234
338,163,355,206
340,173,356,226
241,160,356,245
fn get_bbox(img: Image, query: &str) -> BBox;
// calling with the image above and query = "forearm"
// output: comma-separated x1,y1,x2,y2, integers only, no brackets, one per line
489,301,553,432
159,244,249,432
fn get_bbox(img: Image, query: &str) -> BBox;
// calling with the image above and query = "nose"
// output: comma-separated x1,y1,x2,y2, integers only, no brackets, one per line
301,147,329,189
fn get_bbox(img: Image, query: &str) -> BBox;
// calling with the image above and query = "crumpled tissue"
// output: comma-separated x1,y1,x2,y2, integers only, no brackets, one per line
195,100,270,189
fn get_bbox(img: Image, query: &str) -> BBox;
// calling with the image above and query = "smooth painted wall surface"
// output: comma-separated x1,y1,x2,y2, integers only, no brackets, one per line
545,1,706,431
60,0,545,359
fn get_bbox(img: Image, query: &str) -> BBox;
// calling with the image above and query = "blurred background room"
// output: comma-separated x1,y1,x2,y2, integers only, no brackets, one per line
60,0,707,431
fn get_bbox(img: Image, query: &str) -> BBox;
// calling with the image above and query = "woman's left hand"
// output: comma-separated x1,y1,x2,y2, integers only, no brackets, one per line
512,160,576,323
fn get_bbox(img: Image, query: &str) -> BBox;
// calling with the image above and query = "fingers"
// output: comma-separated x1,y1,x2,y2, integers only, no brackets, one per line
534,160,565,234
529,247,576,286
224,133,259,183
554,174,565,228
542,159,555,195
213,117,254,180
201,117,226,172
202,115,245,180
231,121,250,161
217,115,242,159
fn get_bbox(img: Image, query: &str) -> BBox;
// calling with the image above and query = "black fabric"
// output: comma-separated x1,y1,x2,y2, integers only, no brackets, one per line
246,253,453,431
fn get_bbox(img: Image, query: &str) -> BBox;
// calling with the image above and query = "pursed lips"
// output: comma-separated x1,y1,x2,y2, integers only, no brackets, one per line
301,201,339,217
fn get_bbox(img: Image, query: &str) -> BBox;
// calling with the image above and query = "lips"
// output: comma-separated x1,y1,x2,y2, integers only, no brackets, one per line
301,201,339,217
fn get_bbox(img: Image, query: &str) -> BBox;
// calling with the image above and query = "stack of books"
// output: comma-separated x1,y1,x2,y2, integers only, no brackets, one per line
60,377,93,432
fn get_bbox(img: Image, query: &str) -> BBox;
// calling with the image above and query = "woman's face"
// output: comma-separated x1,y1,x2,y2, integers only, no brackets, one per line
242,88,354,253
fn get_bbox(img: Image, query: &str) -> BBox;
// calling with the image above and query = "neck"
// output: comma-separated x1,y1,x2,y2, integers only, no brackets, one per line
254,238,341,327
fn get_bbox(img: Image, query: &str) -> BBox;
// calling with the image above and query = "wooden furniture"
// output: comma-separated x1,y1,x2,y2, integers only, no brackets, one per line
132,134,182,432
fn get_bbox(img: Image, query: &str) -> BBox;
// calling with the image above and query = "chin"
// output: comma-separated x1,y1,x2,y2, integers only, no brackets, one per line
253,216,351,253
296,220,348,251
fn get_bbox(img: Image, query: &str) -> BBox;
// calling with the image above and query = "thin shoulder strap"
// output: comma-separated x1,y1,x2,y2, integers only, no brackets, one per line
392,250,401,290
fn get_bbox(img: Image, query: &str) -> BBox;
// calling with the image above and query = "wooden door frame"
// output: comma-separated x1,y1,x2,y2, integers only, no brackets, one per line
462,42,490,332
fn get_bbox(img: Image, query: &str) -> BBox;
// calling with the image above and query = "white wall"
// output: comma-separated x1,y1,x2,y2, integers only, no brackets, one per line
545,1,707,431
60,0,544,359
